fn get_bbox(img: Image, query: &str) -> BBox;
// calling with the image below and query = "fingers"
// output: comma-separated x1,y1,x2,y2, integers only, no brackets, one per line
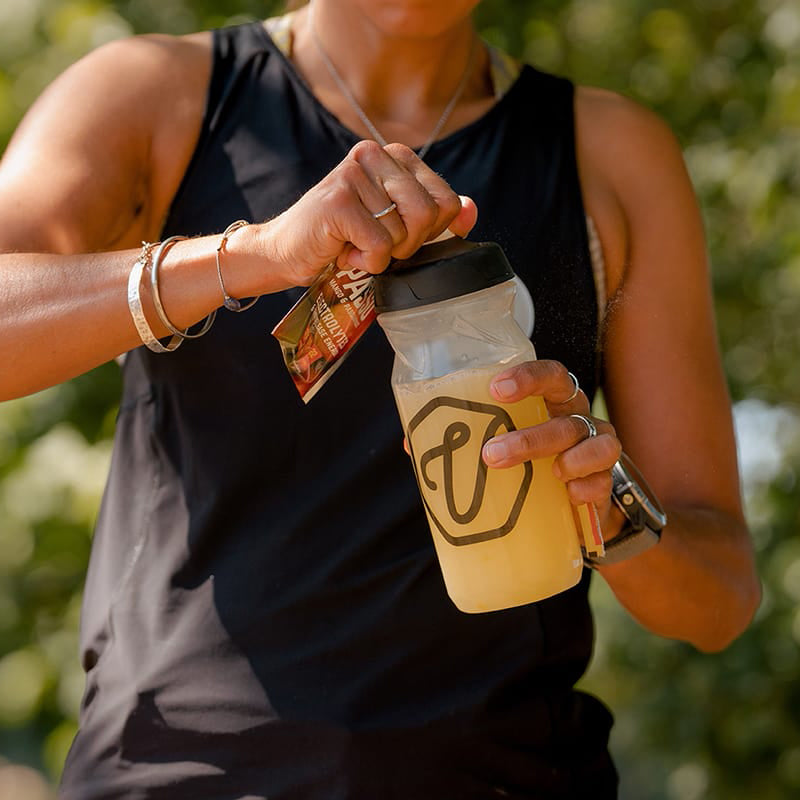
482,413,620,511
489,360,589,413
482,414,618,471
449,195,478,239
352,140,472,260
483,359,622,512
552,422,621,482
562,471,614,506
346,145,410,248
273,140,478,283
380,142,476,253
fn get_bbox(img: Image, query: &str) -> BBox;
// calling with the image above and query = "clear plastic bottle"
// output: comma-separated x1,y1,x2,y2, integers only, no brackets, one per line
375,239,583,613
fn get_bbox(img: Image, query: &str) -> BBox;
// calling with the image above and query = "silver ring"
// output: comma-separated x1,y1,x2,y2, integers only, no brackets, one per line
562,371,580,403
570,414,597,440
372,202,397,220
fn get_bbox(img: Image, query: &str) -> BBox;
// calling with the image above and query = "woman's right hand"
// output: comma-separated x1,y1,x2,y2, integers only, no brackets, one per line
253,140,478,288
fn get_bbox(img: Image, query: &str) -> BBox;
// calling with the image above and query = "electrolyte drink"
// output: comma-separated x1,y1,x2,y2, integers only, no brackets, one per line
375,239,585,613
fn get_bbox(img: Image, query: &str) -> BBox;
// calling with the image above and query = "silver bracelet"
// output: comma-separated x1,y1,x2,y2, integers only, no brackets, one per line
150,235,217,339
216,220,259,312
127,242,183,353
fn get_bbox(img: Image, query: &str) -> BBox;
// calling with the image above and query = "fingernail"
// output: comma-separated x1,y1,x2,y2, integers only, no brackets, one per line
552,461,563,480
483,439,508,463
493,378,517,398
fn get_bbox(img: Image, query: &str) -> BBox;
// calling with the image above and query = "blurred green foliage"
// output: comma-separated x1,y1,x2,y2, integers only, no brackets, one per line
0,0,799,798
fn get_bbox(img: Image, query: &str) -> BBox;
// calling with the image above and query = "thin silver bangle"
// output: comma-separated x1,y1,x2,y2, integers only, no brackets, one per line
150,235,217,339
216,220,259,312
127,242,183,353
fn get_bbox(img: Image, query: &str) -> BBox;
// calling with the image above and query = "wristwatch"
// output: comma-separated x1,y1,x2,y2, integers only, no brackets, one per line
585,452,667,568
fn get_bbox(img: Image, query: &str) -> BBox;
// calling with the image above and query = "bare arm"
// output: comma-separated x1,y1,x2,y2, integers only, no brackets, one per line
0,33,215,398
0,35,476,401
481,88,759,652
578,89,759,652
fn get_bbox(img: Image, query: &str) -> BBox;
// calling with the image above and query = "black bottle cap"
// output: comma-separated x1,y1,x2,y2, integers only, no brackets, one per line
373,238,515,314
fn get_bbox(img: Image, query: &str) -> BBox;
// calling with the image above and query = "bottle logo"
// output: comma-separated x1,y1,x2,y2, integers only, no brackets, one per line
407,396,533,546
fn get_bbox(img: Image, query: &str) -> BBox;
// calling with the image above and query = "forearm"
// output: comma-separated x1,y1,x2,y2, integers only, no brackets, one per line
0,225,281,401
597,505,760,652
1,140,477,402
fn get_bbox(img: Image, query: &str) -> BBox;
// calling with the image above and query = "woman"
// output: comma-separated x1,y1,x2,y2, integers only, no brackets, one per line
0,0,759,797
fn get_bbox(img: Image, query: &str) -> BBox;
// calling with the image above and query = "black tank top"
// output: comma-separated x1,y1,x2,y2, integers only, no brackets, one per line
61,22,617,800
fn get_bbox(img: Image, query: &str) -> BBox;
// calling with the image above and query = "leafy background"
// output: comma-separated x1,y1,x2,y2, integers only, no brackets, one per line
0,0,799,798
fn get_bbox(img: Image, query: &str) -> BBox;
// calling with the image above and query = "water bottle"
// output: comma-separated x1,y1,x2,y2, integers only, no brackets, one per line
375,238,583,613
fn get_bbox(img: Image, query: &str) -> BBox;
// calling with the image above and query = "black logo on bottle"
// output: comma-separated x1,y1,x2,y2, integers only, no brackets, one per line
407,396,533,546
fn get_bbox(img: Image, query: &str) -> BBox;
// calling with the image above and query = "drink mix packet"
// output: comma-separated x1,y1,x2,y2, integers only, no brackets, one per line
273,232,461,402
271,262,376,403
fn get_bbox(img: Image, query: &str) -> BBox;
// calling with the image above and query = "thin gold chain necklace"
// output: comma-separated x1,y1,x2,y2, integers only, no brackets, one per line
308,2,476,161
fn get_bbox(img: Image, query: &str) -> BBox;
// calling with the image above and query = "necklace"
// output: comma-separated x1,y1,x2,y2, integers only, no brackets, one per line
308,2,476,161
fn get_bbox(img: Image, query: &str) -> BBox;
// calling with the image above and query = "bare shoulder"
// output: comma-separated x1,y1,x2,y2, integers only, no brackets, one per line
0,31,213,252
8,31,213,157
36,31,212,124
574,86,690,207
575,86,682,161
573,86,698,295
66,29,210,79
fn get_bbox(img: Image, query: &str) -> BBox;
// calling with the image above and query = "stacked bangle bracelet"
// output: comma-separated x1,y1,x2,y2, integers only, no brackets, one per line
127,221,258,354
127,241,183,353
150,236,216,340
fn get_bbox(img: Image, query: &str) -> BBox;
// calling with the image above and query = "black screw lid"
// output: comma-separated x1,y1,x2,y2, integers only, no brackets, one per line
373,238,515,314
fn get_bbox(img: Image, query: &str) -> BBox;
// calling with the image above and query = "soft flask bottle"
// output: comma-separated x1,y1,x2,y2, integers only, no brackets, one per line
375,239,583,613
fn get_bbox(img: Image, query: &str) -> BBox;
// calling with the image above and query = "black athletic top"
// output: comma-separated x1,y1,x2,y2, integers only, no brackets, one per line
60,21,617,800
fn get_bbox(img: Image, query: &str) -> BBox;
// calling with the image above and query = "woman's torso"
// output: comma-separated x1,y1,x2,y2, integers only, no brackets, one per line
61,19,616,800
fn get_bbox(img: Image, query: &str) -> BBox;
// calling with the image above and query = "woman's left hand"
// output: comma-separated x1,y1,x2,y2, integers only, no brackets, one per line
481,359,623,536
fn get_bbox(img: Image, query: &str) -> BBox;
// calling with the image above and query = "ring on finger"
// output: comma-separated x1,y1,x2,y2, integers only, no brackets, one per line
560,371,580,404
373,202,397,220
570,413,597,440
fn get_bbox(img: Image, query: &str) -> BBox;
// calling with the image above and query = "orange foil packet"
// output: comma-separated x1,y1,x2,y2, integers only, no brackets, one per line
272,263,376,402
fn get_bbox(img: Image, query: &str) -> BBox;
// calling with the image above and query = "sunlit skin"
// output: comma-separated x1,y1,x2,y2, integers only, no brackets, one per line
321,0,483,38
0,0,759,651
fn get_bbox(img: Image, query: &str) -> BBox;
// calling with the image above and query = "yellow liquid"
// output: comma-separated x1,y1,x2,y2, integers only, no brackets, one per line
395,366,583,613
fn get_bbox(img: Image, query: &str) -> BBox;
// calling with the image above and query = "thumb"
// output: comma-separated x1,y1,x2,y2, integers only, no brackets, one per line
447,195,478,238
